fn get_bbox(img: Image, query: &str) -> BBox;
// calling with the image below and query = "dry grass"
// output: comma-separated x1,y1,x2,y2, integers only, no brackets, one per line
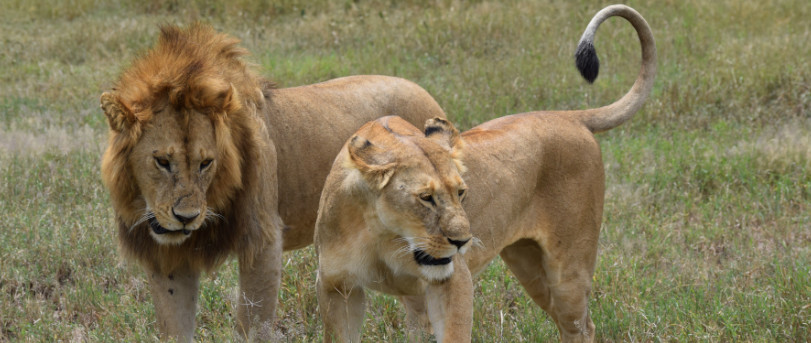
0,0,809,341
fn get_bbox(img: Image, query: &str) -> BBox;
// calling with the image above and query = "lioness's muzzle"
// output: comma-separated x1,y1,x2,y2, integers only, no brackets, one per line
413,249,452,266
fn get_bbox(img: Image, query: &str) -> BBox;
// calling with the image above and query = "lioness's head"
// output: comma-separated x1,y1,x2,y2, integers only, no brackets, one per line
346,116,472,281
100,24,260,246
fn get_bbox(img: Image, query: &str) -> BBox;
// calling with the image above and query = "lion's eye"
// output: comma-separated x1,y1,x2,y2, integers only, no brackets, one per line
419,193,436,206
458,189,466,199
155,157,171,171
200,159,213,171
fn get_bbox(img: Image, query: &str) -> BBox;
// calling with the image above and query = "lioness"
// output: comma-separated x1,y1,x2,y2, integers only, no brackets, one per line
99,23,445,341
314,5,655,342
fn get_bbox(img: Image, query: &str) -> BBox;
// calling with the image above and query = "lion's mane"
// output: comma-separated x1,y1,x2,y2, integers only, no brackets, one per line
101,23,275,273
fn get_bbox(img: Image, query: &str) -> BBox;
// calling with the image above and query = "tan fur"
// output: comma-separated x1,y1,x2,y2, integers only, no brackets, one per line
100,23,445,341
314,5,655,342
315,117,473,343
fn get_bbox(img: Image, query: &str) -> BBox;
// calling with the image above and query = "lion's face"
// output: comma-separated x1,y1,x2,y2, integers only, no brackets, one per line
347,117,472,281
129,109,219,245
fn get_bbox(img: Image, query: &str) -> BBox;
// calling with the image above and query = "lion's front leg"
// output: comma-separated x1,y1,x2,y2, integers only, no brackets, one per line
425,256,473,343
147,265,200,343
236,236,283,341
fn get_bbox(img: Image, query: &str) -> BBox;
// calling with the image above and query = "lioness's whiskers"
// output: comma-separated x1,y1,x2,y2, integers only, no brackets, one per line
394,245,413,258
409,240,432,251
470,237,485,249
392,237,414,257
392,237,411,245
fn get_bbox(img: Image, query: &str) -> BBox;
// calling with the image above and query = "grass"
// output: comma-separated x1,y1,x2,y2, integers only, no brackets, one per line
1,0,809,341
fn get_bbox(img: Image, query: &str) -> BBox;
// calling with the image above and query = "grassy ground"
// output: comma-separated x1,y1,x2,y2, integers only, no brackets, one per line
1,0,809,341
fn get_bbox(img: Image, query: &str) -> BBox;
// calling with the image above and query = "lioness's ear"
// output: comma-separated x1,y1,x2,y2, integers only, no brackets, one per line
425,117,466,173
424,117,462,151
346,135,395,189
100,92,135,132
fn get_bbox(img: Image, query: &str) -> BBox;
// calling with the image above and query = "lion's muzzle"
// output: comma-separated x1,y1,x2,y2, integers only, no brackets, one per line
149,217,191,236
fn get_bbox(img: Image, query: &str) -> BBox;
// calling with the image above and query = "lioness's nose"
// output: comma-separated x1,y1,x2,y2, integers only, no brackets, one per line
172,208,200,225
448,238,470,249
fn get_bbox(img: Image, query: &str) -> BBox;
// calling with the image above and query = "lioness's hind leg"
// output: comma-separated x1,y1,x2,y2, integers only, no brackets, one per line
500,238,595,343
499,239,552,312
546,274,595,343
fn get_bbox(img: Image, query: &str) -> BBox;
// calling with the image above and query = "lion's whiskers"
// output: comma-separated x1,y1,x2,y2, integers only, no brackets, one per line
204,208,225,225
130,209,155,232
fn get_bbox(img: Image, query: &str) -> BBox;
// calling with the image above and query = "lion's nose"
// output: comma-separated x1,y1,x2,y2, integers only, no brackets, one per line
447,238,470,249
172,208,200,225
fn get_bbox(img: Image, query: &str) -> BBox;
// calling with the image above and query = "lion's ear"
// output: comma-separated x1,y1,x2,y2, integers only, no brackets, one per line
196,81,242,114
424,117,462,151
346,135,396,189
100,92,135,132
215,83,242,114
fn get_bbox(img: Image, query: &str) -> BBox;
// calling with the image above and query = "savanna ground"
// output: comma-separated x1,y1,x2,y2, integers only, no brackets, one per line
1,0,809,341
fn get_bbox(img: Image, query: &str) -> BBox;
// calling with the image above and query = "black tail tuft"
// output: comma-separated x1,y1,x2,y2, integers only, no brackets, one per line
575,40,600,83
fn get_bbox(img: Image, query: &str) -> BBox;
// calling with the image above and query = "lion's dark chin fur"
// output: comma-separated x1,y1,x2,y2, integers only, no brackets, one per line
118,211,247,274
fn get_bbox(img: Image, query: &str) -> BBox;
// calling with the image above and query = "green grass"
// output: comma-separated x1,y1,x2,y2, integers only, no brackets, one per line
1,0,809,341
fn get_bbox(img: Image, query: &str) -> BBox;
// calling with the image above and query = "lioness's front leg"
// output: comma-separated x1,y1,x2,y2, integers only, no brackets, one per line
425,256,473,343
236,237,283,340
317,277,366,343
147,265,200,343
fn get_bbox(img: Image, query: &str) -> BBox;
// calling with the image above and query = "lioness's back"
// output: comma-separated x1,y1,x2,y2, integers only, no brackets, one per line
265,75,446,250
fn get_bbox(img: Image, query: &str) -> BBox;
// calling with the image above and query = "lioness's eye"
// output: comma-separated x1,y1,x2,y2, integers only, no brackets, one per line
419,193,436,206
200,159,213,171
155,157,171,171
458,189,466,199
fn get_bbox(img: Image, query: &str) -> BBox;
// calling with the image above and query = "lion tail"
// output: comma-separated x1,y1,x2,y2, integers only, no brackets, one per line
573,5,657,133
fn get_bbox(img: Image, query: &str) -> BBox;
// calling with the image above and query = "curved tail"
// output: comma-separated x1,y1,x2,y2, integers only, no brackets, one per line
572,5,657,133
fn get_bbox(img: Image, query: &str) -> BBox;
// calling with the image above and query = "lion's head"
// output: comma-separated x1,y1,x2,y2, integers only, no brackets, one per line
102,92,224,245
343,116,472,281
100,23,271,270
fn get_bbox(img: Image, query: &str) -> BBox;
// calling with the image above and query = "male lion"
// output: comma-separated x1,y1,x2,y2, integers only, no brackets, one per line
99,23,445,341
314,5,655,342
